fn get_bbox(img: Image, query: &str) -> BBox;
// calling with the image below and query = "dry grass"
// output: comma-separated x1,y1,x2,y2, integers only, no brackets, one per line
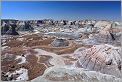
3,34,84,55
24,54,47,80
32,41,82,55
33,42,92,55
1,59,20,73
4,34,54,48
23,34,43,41
2,34,91,81
1,49,48,81
5,40,23,47
25,37,54,47
2,47,26,56
38,55,52,63
26,63,46,80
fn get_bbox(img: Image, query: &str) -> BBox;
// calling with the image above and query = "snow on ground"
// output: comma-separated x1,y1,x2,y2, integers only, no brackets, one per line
5,68,28,81
33,29,40,34
15,68,28,81
15,55,27,64
2,42,6,45
1,46,9,51
16,38,24,41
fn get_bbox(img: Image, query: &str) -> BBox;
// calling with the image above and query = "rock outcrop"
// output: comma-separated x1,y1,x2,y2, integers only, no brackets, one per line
32,66,121,82
74,44,121,77
51,38,69,47
45,32,82,39
1,19,121,81
1,22,10,35
18,21,34,31
6,23,19,35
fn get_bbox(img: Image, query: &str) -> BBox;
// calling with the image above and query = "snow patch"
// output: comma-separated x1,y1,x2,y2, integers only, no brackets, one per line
16,55,27,64
5,68,28,81
15,68,28,81
17,38,24,41
2,46,8,50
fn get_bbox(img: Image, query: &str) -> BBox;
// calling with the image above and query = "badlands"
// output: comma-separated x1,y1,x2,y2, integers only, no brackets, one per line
1,19,122,82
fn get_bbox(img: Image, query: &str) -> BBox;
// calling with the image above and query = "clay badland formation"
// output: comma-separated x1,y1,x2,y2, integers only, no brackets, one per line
1,19,122,82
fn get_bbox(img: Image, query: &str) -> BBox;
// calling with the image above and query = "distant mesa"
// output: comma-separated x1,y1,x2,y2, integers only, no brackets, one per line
17,21,34,32
1,21,19,35
6,24,19,35
1,19,35,35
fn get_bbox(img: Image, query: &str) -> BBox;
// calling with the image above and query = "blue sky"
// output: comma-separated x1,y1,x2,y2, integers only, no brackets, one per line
1,1,121,21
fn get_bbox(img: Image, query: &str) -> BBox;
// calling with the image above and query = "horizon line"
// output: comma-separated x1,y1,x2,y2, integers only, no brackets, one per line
1,18,120,21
